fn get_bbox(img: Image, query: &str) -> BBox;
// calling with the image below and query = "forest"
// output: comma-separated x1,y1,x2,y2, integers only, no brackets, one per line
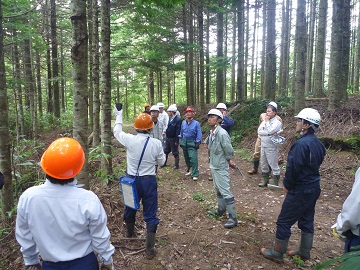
1,0,360,268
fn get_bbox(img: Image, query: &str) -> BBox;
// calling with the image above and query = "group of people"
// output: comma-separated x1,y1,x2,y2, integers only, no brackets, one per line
14,100,359,269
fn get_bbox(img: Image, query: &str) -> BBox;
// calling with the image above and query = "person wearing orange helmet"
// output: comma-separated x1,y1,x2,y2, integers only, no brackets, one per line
113,104,165,259
179,107,202,180
15,138,115,270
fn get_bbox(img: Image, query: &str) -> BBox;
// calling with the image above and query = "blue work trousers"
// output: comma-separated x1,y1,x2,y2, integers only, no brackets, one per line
124,176,160,231
276,186,321,240
42,252,98,270
345,234,360,253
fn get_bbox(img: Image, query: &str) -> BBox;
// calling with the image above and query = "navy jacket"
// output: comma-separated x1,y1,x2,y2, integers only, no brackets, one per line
166,115,181,143
221,116,234,134
283,133,326,191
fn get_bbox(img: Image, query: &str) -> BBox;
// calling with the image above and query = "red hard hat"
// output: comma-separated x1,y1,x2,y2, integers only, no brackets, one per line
184,107,196,114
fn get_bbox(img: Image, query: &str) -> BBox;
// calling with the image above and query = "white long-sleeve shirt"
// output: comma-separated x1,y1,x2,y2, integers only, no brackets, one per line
16,179,114,266
336,167,360,236
257,117,282,148
113,110,166,176
158,111,169,132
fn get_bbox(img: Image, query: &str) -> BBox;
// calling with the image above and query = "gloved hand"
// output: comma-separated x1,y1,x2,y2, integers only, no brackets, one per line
331,224,347,242
113,103,122,117
101,262,114,270
195,142,200,149
25,263,42,270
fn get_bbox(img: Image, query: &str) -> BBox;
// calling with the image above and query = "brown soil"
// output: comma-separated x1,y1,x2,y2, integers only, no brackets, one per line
2,98,360,269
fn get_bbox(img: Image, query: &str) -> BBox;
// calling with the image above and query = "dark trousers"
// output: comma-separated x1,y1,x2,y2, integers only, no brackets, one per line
164,137,179,157
42,252,98,270
124,176,159,231
276,186,321,240
345,234,360,253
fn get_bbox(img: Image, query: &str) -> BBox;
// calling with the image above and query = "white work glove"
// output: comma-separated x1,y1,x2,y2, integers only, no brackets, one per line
113,103,122,117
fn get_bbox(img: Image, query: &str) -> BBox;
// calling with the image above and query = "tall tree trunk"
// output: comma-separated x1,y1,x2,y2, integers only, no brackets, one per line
205,9,210,104
328,0,351,110
182,4,190,104
50,0,60,118
100,0,112,178
313,0,327,97
237,0,245,100
244,1,250,99
230,7,236,101
188,3,195,105
71,0,89,188
0,0,14,218
250,1,259,99
23,39,37,138
353,5,360,94
60,29,65,111
198,1,205,112
278,0,291,97
88,0,94,129
35,50,43,115
293,0,307,113
92,0,100,147
305,0,316,95
260,1,267,96
264,0,276,100
149,70,154,103
216,0,224,103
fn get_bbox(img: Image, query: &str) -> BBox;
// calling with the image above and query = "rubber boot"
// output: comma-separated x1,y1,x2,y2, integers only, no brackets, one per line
125,221,135,238
248,160,259,175
261,238,289,263
173,156,179,169
224,202,238,229
273,175,280,186
208,197,226,216
258,173,269,187
145,232,156,259
161,154,168,168
287,232,313,260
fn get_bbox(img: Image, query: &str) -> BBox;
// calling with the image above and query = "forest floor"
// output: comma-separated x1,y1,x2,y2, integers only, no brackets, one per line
2,97,360,270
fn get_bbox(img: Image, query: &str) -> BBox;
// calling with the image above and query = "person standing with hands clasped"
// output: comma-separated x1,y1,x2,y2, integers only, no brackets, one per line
206,109,238,229
260,108,326,263
16,138,115,270
179,107,202,181
332,167,360,253
113,103,165,260
257,102,282,187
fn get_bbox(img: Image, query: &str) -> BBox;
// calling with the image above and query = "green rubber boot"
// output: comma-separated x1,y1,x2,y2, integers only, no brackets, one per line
258,173,269,187
224,203,238,229
261,238,289,263
208,197,226,216
273,175,280,186
287,232,313,260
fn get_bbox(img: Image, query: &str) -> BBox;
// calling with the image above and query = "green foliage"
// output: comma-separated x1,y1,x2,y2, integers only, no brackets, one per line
193,192,206,202
0,227,10,237
315,248,360,270
291,255,307,268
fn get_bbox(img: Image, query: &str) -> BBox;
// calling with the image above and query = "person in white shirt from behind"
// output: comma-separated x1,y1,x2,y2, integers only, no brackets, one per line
16,137,114,270
113,104,165,259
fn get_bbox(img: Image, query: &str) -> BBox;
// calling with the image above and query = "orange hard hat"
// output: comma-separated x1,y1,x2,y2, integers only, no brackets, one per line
134,113,154,130
40,137,85,180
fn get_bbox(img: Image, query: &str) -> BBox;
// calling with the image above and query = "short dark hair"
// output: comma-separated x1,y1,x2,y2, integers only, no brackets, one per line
301,119,317,133
46,174,75,185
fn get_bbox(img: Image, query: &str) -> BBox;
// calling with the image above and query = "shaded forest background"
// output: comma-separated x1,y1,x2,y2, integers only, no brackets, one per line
0,0,359,229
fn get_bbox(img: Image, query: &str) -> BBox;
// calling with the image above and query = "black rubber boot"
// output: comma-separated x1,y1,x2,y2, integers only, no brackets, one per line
287,232,313,260
248,160,259,175
125,222,135,238
258,173,269,187
146,233,156,259
173,156,179,169
261,238,289,263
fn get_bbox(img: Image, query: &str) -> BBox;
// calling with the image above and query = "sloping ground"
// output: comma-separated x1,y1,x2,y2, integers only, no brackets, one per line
2,97,360,269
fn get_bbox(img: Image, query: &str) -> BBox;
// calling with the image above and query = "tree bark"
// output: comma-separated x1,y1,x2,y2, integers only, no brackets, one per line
92,0,100,147
216,0,224,103
71,0,89,188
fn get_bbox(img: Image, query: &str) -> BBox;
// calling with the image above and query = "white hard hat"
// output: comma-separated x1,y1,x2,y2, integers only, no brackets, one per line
157,102,165,108
167,104,177,112
267,101,278,110
208,109,223,119
150,105,160,112
295,108,321,125
216,103,227,110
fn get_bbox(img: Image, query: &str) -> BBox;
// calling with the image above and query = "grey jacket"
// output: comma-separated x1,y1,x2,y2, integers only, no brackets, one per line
208,126,234,170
